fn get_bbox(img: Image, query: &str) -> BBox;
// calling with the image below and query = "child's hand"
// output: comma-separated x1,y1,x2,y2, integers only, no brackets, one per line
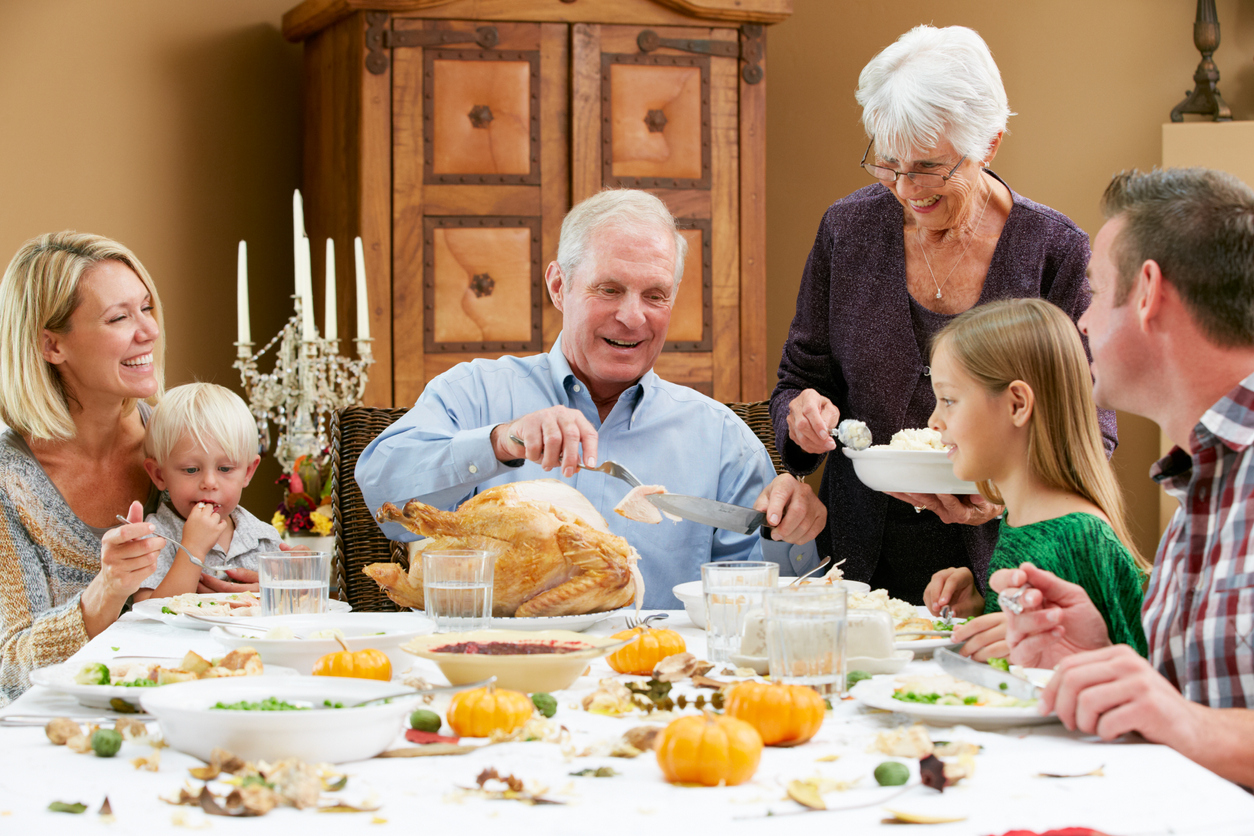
923,566,984,617
181,502,229,560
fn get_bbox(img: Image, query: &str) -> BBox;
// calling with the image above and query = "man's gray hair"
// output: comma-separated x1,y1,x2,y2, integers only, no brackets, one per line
1103,167,1254,348
555,189,688,288
856,25,1013,164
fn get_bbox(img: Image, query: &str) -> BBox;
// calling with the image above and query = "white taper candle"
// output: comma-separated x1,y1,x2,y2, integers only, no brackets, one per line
354,236,370,340
324,237,337,341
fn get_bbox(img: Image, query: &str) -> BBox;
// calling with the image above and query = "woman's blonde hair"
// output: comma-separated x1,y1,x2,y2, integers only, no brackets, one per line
144,383,258,466
0,231,166,439
932,298,1148,570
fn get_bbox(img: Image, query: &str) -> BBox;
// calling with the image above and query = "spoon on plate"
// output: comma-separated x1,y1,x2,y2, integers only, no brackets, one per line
312,677,498,709
788,556,833,587
114,514,230,580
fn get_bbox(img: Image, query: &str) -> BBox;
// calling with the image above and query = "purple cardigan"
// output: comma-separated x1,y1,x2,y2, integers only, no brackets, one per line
770,177,1118,589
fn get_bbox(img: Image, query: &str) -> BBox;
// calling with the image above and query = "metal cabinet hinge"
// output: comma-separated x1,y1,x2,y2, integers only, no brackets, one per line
637,23,765,84
364,12,499,75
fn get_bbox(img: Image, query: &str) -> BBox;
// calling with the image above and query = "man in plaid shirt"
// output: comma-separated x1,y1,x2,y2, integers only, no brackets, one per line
991,168,1254,786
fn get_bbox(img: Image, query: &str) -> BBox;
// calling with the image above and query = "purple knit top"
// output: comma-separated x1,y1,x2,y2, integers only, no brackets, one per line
770,175,1118,599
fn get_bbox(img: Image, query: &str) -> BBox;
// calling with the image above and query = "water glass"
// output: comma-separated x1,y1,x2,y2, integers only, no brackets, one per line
701,561,779,663
422,549,494,632
765,585,847,695
258,551,330,616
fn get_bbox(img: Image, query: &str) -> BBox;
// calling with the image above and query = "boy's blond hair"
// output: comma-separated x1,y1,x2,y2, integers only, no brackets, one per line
932,298,1148,571
0,231,166,439
145,383,258,465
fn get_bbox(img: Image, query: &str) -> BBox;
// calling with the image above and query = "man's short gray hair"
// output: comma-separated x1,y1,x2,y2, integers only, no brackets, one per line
856,25,1013,164
555,189,688,288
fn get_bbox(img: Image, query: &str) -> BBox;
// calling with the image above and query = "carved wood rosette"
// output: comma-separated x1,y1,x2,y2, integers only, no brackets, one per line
423,49,541,185
422,216,543,354
601,52,711,190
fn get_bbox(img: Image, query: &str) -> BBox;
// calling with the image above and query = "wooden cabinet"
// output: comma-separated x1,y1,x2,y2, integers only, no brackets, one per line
282,0,792,408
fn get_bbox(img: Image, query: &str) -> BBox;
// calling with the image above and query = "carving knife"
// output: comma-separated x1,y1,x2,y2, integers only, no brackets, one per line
644,493,767,535
934,646,1042,702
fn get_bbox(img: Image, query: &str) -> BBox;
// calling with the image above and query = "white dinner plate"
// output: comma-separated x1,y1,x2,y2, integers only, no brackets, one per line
409,607,626,633
29,657,298,710
850,672,1058,729
133,594,351,630
894,605,958,652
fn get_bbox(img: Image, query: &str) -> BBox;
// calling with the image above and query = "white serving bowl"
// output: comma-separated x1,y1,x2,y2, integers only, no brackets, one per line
842,447,979,496
140,675,422,764
672,576,872,629
210,612,435,675
402,629,629,692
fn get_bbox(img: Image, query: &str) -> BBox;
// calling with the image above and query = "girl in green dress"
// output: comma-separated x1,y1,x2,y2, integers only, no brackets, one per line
922,298,1149,660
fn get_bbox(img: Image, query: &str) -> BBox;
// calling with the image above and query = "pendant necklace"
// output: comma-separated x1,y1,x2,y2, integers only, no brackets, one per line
917,178,995,300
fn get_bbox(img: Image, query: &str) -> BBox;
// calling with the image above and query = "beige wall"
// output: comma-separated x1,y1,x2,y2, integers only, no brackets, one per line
3,0,1251,548
765,0,1254,560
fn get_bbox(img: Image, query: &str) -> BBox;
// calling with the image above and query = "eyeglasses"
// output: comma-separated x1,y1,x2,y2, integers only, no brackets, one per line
859,138,967,187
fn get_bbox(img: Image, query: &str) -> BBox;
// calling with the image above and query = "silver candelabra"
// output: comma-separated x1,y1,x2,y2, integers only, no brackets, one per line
233,293,374,472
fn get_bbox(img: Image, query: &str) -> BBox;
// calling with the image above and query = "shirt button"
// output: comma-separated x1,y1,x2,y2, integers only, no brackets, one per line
468,464,478,474
573,384,581,393
1198,485,1209,502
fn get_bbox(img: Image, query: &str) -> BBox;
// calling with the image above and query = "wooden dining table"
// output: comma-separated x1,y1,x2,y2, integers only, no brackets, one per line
2,608,1252,835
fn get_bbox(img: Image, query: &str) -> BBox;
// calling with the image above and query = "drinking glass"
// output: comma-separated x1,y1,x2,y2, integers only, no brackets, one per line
701,561,778,663
764,585,847,695
422,549,494,632
258,551,330,616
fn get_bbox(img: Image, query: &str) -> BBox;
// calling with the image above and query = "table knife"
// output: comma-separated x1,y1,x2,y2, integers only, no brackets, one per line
645,493,767,535
934,646,1041,701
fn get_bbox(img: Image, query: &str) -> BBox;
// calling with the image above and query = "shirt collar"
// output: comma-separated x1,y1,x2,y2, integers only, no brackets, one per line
1151,370,1254,487
548,332,656,417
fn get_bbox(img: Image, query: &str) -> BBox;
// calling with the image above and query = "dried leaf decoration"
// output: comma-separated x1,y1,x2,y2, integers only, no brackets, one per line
882,808,968,824
1037,765,1105,779
47,801,87,814
569,767,619,777
98,796,114,822
918,754,946,792
786,779,826,810
457,767,564,806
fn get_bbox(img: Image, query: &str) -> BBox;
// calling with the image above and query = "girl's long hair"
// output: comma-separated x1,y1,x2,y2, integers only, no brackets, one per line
932,298,1148,570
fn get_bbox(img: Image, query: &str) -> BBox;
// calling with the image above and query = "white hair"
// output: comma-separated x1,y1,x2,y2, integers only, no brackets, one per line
144,382,258,465
856,25,1013,164
555,189,688,288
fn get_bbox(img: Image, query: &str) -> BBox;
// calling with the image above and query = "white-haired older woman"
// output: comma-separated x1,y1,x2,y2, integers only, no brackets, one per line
770,25,1116,610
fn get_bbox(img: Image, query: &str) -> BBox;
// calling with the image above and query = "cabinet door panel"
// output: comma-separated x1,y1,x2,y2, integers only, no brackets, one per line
429,52,537,179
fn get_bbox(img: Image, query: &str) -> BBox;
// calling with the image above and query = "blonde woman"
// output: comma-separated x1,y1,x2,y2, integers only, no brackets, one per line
0,232,169,703
922,298,1148,661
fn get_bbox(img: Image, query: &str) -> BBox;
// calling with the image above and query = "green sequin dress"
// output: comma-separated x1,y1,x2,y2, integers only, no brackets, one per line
984,512,1148,656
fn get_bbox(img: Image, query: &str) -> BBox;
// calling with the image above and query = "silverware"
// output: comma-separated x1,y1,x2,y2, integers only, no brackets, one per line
934,646,1041,701
315,677,498,709
894,630,954,638
624,612,667,630
0,714,152,726
504,434,644,489
1000,583,1033,615
788,556,833,586
829,418,872,451
939,605,954,629
645,493,766,535
114,515,230,580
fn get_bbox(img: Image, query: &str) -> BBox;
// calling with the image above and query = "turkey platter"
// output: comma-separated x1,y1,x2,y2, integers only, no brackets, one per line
365,480,643,618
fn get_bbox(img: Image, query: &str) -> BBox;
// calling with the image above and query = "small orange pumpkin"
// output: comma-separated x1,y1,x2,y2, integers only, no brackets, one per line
446,684,534,738
312,636,392,681
655,711,763,786
723,680,826,746
606,616,686,675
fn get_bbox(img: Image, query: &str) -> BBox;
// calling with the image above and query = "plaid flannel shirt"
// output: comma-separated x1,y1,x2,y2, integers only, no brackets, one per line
1143,371,1254,707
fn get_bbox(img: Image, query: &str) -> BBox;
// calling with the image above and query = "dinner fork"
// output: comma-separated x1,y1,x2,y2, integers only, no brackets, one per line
114,514,230,580
506,431,643,488
624,612,668,630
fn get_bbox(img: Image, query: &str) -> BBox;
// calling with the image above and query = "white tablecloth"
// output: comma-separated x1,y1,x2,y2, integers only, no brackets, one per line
2,609,1252,835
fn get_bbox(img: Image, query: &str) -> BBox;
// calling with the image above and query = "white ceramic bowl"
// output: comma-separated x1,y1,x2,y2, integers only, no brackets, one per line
842,447,979,496
402,629,631,692
672,576,872,629
210,612,435,675
140,675,423,764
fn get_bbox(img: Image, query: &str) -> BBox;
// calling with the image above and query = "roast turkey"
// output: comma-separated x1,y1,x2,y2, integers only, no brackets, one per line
365,480,643,618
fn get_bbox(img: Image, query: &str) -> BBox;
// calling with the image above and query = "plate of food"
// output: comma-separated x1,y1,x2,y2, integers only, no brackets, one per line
402,629,637,692
133,592,351,630
407,607,627,633
210,612,435,675
842,428,979,496
672,577,872,629
850,670,1057,729
843,593,958,652
28,648,296,711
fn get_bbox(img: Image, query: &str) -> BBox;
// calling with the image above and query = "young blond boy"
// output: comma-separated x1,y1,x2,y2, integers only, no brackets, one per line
132,383,283,601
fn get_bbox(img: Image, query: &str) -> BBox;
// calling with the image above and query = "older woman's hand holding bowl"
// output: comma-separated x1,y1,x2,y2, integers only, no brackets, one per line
0,232,168,702
769,24,1116,606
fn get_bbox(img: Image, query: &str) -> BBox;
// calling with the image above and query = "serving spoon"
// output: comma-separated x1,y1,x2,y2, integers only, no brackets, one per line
312,677,497,709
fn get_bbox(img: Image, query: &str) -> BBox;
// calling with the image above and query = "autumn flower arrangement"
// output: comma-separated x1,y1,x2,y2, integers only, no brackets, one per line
272,453,333,537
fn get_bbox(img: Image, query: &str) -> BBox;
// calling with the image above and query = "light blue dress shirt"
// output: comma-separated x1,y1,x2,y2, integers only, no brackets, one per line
355,336,819,607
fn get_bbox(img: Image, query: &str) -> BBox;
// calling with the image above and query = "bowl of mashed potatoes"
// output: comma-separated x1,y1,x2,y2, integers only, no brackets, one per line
842,428,979,496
